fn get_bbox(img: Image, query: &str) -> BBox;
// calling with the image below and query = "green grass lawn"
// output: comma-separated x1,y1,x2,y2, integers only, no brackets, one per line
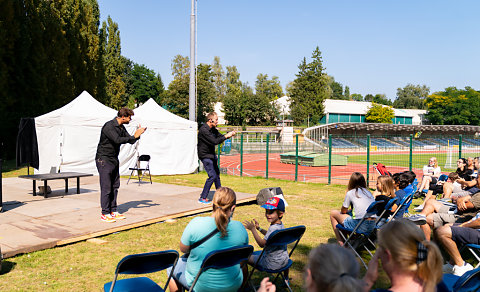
0,166,413,291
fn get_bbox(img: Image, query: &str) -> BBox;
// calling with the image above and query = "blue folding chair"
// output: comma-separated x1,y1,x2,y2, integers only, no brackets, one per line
443,267,480,292
188,245,254,292
460,244,480,269
245,225,306,292
337,200,392,269
104,250,179,292
391,193,413,219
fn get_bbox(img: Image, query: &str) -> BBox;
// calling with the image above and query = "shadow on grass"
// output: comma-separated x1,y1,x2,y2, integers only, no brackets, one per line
1,159,25,173
0,260,17,275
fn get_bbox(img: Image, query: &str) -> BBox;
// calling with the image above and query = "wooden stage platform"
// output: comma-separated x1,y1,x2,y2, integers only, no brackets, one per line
0,176,256,258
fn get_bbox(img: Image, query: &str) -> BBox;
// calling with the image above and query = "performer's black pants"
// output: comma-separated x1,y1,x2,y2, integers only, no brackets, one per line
200,157,221,199
96,158,120,215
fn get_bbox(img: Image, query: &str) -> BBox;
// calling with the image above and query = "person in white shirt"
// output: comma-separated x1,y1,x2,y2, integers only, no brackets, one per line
417,157,442,195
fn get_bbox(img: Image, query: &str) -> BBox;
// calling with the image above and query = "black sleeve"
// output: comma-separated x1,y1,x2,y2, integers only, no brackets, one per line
199,127,226,146
104,123,137,145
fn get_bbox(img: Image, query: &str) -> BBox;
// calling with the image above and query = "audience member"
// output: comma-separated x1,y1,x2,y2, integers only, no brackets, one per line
391,173,410,219
435,212,480,276
167,187,248,292
330,172,375,245
417,157,442,196
363,219,443,292
243,197,288,271
407,180,480,240
373,175,397,219
401,171,416,197
257,244,364,292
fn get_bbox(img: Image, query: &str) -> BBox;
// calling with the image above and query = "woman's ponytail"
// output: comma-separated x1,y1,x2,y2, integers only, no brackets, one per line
212,187,236,237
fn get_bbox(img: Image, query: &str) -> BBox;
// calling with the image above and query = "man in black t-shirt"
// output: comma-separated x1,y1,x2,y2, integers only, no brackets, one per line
95,108,146,222
197,112,236,203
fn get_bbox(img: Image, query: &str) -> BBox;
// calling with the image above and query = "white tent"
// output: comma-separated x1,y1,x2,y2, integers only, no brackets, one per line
130,98,198,175
34,91,137,175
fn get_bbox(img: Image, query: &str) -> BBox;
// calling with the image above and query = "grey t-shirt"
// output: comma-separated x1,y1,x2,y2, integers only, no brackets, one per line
259,222,289,270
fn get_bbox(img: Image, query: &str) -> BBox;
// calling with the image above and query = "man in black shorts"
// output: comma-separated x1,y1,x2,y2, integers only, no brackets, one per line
435,212,480,276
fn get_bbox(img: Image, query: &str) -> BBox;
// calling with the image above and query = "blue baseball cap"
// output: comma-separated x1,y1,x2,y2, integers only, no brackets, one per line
261,197,285,212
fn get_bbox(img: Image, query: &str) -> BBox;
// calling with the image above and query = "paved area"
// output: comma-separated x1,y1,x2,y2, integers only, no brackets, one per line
0,176,256,258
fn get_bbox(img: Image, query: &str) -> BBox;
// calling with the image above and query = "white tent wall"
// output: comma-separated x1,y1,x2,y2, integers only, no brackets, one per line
35,93,197,176
34,91,123,174
132,99,198,175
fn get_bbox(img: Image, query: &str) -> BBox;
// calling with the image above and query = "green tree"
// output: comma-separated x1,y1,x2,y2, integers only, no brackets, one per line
164,55,190,118
327,76,345,100
196,64,216,124
425,87,480,125
211,56,226,101
344,86,350,100
373,94,392,106
127,63,161,104
223,66,244,125
163,55,215,121
289,47,329,125
102,16,126,109
365,103,394,123
255,74,283,101
393,84,429,109
351,93,363,101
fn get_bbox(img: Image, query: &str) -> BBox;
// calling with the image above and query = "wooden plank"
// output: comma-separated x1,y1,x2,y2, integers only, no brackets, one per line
56,196,256,246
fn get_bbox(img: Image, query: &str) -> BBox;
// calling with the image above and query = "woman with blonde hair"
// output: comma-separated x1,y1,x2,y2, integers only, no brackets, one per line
417,157,441,196
373,175,397,219
168,187,248,292
363,219,444,292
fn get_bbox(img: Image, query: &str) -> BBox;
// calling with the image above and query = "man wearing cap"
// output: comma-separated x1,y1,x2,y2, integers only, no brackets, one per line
243,197,289,271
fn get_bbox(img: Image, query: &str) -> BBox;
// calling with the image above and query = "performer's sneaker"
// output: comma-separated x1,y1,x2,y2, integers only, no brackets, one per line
101,214,116,223
111,212,126,220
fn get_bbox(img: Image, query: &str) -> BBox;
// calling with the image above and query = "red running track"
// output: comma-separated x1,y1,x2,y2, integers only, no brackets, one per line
219,153,424,185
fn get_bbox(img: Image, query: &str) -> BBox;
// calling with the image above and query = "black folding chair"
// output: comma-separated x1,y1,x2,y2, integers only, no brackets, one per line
187,245,254,292
104,250,179,292
245,225,306,292
127,154,152,185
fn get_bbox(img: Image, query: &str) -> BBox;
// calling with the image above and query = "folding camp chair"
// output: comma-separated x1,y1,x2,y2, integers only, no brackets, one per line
391,193,413,219
373,163,392,177
337,200,391,269
443,267,480,292
245,225,306,292
187,245,254,292
460,244,480,269
127,154,152,185
104,250,179,292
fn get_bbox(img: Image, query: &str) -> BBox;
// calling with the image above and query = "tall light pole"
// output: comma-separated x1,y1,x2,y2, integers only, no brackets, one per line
189,0,196,121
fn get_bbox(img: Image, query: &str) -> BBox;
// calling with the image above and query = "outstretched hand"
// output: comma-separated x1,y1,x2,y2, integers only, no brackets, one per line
225,130,237,138
257,277,276,292
134,124,147,138
243,219,257,231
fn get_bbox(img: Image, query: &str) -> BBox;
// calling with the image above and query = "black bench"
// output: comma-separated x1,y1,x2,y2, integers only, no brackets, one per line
19,172,93,198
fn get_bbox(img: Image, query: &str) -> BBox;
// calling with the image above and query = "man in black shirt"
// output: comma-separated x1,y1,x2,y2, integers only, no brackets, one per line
96,108,146,222
197,112,236,203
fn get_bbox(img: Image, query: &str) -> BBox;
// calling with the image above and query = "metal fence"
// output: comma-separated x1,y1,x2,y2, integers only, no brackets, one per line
215,133,480,187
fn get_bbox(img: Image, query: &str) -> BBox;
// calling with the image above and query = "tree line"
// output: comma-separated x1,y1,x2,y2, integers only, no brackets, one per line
1,0,479,158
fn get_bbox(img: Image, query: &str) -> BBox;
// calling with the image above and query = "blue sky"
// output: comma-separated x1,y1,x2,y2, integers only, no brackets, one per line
97,0,480,100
